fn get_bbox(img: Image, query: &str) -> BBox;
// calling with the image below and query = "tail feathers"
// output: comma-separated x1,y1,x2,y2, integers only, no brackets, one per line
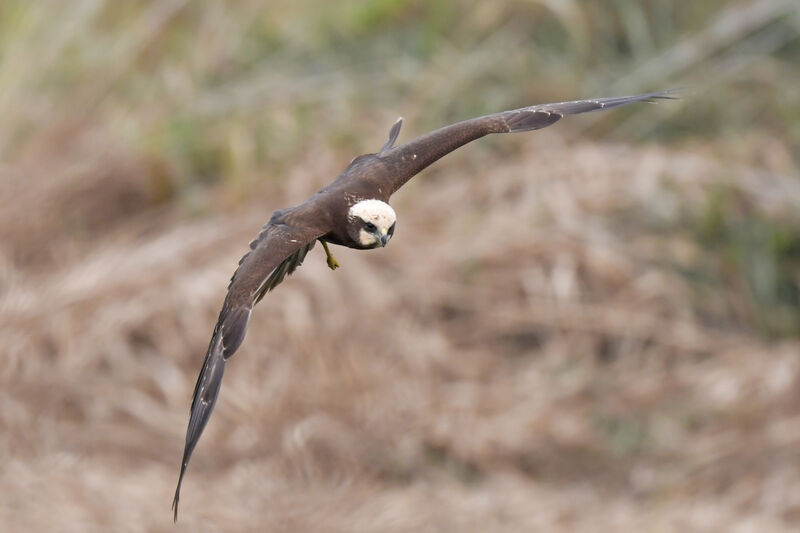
172,304,252,522
380,117,403,154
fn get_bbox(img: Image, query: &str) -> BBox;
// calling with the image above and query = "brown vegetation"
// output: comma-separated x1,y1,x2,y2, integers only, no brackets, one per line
2,1,800,531
3,136,800,531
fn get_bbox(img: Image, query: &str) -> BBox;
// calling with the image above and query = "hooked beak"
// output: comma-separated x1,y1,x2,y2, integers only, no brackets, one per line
374,229,389,247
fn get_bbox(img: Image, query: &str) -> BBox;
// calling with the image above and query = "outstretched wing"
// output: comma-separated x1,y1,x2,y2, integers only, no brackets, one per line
380,89,678,194
172,211,329,521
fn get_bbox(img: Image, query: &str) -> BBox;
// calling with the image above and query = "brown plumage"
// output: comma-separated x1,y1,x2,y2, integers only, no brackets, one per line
172,89,677,520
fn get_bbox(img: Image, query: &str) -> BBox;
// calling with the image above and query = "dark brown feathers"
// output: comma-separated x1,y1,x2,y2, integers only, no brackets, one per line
379,89,678,194
173,89,678,520
172,214,328,521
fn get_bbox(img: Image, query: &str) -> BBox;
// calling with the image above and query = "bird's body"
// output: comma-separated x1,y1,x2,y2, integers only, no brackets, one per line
172,90,677,520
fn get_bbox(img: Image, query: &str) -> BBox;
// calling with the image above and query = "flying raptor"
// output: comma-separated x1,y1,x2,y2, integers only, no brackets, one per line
172,90,676,519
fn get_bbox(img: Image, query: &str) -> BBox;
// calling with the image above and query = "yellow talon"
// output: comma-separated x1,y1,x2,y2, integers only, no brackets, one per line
321,241,340,270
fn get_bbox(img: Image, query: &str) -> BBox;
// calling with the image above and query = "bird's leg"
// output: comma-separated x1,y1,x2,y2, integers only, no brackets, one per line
321,240,340,270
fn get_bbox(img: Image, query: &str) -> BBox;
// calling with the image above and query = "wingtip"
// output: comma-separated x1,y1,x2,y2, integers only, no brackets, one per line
647,87,684,101
172,492,179,522
172,472,183,522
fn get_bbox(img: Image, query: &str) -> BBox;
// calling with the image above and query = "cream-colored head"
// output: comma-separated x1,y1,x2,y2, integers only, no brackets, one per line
347,199,397,248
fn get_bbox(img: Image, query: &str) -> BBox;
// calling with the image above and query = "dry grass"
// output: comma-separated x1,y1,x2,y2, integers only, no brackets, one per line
3,135,800,532
2,1,800,531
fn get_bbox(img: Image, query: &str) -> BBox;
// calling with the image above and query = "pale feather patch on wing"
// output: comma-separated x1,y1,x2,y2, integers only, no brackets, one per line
220,305,252,358
503,110,562,133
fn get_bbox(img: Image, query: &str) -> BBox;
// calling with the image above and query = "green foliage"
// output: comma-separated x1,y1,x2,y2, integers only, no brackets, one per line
1,0,796,167
593,411,650,456
693,187,800,337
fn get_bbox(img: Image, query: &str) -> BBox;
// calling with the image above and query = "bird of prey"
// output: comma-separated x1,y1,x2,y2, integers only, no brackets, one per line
172,89,676,519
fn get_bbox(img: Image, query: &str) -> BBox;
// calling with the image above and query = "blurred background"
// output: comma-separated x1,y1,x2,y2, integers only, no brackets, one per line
1,0,799,531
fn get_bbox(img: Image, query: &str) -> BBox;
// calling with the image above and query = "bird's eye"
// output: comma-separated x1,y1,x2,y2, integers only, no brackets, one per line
388,223,395,236
364,222,377,232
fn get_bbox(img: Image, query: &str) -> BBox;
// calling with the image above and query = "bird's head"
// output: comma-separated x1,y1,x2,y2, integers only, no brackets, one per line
347,199,396,248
